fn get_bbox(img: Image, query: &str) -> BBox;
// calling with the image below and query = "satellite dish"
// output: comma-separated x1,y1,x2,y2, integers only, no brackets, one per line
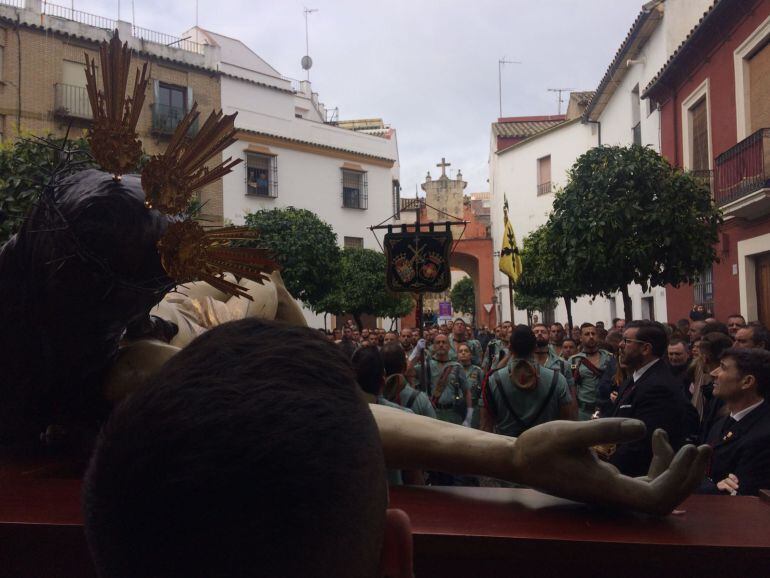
301,55,313,70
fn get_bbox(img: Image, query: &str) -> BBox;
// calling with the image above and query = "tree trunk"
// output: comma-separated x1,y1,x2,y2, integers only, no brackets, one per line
564,297,574,333
353,313,363,331
621,286,633,322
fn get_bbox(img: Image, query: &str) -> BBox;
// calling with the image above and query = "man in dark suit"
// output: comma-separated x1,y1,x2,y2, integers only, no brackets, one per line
699,347,770,496
610,320,687,477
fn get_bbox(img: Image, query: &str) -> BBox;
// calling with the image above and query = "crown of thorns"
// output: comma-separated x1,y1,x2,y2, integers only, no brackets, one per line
83,32,275,299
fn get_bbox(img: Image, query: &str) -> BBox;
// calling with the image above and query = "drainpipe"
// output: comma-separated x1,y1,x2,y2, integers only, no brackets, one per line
585,119,602,146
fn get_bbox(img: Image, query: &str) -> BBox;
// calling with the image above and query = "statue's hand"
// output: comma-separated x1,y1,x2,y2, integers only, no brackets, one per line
511,419,711,516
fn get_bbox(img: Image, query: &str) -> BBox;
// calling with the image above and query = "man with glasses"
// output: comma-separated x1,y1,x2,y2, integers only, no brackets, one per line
611,320,688,476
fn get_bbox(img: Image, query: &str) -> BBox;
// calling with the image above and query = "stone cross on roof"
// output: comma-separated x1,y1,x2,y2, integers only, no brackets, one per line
436,157,451,177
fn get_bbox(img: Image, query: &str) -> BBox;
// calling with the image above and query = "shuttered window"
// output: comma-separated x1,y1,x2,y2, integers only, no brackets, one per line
690,98,710,171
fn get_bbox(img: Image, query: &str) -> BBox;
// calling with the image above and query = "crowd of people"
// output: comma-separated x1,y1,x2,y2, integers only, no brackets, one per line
333,313,770,496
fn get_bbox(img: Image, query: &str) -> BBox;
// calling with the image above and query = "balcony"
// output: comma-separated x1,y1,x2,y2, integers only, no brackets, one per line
537,181,552,196
151,103,198,137
54,84,92,120
714,128,770,218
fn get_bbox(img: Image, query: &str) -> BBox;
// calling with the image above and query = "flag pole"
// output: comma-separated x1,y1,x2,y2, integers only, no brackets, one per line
508,278,514,323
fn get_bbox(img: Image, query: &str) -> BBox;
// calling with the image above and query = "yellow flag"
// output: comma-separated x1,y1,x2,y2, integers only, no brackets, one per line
499,195,523,282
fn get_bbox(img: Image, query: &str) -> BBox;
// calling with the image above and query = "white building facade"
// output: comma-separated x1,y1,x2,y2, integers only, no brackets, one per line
490,0,713,326
186,28,401,327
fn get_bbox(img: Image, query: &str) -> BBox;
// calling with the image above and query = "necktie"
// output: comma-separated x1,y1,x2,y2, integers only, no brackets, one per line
721,416,737,436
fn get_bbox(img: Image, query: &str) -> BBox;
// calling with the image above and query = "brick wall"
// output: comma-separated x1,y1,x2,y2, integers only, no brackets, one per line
0,25,223,223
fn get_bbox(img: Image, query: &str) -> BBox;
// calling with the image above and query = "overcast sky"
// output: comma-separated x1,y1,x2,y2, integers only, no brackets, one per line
75,0,644,196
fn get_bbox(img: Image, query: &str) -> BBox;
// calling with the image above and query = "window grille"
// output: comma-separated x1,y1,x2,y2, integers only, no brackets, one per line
342,169,368,209
344,236,364,249
246,153,278,198
693,266,714,314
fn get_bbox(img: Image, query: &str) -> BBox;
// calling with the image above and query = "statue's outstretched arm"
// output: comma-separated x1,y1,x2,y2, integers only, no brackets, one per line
370,404,711,516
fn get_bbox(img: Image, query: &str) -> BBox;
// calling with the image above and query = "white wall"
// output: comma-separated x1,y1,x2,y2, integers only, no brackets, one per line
220,76,399,327
491,120,618,325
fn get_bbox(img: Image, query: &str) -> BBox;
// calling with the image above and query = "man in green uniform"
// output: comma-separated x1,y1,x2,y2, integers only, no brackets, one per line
481,325,574,437
482,321,511,373
381,343,437,419
457,343,484,428
533,323,574,389
448,318,483,365
411,333,472,426
569,322,617,420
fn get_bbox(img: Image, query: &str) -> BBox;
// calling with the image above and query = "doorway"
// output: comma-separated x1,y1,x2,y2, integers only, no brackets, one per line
755,252,770,328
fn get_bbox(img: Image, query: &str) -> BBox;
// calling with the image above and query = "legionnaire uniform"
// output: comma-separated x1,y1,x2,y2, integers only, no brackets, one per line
448,335,483,366
538,346,574,389
383,374,437,419
414,358,470,425
481,359,571,437
569,349,616,421
463,364,485,428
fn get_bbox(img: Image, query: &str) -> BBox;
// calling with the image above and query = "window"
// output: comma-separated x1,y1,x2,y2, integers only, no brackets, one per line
246,153,277,198
0,46,4,82
0,115,4,143
682,79,711,172
690,98,709,171
56,61,92,119
693,266,714,314
344,236,364,249
392,179,401,219
342,169,368,209
641,296,655,321
631,84,642,145
536,155,551,195
152,82,190,134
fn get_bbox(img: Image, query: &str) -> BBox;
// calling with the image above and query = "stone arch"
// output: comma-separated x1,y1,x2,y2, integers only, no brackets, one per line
450,238,496,328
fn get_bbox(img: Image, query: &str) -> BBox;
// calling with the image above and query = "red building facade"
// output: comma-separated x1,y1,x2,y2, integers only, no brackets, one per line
644,0,770,325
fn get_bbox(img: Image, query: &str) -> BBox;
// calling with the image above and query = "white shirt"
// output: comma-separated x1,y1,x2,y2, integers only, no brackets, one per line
731,399,765,422
632,358,660,383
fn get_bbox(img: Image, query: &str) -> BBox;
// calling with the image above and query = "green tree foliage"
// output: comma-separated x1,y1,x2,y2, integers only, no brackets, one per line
513,222,580,329
245,207,340,310
0,135,95,244
318,247,413,329
551,145,722,320
450,276,475,319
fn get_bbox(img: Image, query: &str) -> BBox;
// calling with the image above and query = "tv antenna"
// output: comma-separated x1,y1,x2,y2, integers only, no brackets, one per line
498,57,521,119
302,7,318,81
547,88,574,115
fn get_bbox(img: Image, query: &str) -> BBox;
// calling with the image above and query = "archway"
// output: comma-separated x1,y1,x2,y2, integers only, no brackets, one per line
451,238,496,328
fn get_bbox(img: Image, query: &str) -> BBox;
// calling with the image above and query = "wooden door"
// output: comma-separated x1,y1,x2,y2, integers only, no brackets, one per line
755,253,770,328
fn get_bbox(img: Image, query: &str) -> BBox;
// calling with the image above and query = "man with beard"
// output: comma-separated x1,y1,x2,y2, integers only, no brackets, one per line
483,321,511,373
412,334,473,427
399,327,415,355
533,323,573,389
549,322,566,357
611,320,687,477
446,318,483,366
339,325,358,359
569,323,616,420
481,325,574,437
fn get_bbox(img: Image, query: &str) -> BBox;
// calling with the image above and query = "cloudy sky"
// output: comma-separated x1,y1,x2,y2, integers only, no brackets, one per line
74,0,644,195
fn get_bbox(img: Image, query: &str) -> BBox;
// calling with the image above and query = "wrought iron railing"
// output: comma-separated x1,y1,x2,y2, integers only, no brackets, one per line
54,84,92,119
132,25,203,54
632,122,642,146
151,103,198,136
537,181,552,196
0,0,24,9
714,128,770,206
43,2,117,30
